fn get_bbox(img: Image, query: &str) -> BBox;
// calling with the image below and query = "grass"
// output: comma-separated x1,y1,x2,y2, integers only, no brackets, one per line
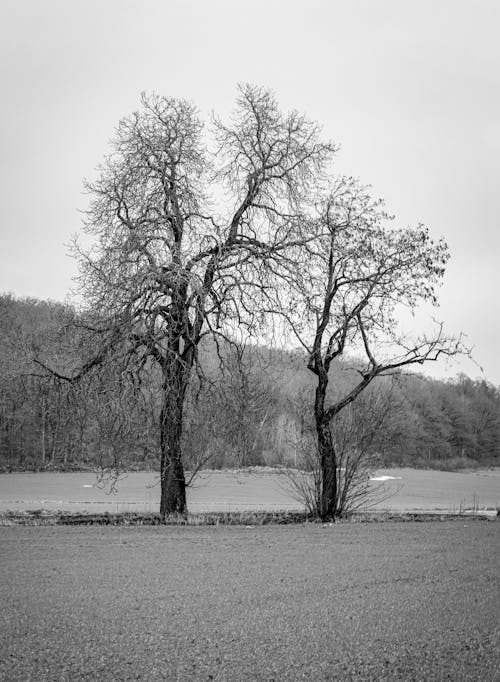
0,509,309,526
1,468,499,519
387,455,498,472
1,507,497,526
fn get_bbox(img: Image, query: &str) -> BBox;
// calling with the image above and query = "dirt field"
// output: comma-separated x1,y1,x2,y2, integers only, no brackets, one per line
1,522,499,681
0,468,499,514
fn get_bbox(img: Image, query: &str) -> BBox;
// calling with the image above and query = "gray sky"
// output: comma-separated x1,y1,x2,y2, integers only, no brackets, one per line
1,0,499,383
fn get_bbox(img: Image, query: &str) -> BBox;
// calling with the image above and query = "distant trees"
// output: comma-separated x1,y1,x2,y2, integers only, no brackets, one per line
0,288,498,508
378,373,500,468
1,294,139,470
0,295,72,469
2,293,498,476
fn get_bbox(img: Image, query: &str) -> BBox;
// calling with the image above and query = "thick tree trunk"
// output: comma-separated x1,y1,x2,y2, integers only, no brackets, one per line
159,359,189,519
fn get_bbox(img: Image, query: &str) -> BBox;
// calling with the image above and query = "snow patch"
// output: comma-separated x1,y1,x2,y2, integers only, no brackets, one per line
370,475,403,482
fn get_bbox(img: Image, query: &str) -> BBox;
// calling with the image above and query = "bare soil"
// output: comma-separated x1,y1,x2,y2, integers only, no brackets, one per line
1,521,499,680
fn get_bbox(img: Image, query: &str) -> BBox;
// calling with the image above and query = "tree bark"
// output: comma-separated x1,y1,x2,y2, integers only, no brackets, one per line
317,417,338,521
314,374,338,520
159,357,189,519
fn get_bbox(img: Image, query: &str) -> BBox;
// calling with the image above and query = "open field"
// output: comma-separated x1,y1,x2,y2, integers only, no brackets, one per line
0,468,499,515
1,522,499,681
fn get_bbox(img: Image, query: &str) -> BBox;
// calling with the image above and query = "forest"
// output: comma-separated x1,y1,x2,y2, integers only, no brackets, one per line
1,292,499,474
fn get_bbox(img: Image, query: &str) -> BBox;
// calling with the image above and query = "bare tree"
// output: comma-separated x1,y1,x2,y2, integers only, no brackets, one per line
282,379,399,517
282,178,467,520
36,86,335,518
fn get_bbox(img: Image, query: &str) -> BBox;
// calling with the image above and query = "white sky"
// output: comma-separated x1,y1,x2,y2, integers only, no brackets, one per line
1,0,499,384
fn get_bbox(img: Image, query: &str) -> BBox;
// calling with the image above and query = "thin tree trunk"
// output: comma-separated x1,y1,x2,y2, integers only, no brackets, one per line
317,417,338,520
40,396,46,470
315,375,338,520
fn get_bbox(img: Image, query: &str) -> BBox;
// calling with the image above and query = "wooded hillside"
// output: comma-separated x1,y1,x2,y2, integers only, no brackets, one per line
1,293,498,472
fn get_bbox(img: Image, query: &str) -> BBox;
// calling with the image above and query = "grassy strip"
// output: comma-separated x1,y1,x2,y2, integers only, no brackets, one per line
0,509,497,526
0,509,310,526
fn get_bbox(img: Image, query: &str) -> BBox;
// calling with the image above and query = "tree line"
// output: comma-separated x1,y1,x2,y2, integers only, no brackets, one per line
1,293,498,476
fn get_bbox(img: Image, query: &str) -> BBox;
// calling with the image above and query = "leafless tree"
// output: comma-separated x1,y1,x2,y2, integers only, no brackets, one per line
281,178,468,520
284,383,401,517
36,85,335,518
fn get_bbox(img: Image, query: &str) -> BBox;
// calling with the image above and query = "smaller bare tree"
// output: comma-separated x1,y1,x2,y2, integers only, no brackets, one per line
280,177,468,520
283,382,399,516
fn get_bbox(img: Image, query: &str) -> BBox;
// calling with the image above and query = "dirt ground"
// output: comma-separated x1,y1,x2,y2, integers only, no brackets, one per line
1,521,499,680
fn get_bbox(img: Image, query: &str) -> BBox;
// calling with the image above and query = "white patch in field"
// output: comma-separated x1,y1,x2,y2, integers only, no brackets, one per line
82,484,93,488
370,475,403,482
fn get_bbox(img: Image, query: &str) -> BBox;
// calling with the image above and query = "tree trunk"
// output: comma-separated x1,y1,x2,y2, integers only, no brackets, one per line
314,374,338,521
40,397,46,469
317,417,338,520
159,358,189,519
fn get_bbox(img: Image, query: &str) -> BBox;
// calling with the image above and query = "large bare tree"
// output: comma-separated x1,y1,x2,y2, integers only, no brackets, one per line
282,178,467,519
49,86,334,517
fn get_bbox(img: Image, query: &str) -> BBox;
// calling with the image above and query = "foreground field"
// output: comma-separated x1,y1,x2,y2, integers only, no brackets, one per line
0,467,499,514
1,522,499,681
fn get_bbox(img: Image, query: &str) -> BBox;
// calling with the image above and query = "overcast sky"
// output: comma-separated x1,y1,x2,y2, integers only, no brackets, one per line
1,0,499,384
